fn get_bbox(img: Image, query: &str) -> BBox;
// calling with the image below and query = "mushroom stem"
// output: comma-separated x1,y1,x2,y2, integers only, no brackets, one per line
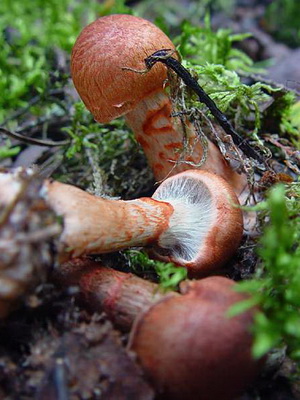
125,90,246,194
44,169,243,275
44,180,173,261
58,258,171,331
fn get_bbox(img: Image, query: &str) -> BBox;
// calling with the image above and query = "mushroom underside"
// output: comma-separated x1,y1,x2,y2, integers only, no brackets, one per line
152,175,213,262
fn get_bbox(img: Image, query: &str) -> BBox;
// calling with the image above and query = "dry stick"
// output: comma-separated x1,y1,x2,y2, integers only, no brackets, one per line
0,127,70,147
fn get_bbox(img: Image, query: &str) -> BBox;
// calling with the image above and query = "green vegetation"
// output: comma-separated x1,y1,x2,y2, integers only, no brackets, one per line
265,0,300,47
126,250,187,291
230,183,300,363
0,0,130,122
173,18,298,140
58,101,150,198
0,0,94,121
0,140,21,160
176,17,255,72
63,102,134,162
264,92,300,148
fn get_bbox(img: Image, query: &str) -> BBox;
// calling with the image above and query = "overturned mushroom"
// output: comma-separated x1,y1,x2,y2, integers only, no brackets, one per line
71,14,246,195
45,170,243,276
57,259,263,400
0,169,242,277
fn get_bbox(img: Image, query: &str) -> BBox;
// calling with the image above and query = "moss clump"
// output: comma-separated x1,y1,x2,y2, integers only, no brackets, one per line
230,182,300,364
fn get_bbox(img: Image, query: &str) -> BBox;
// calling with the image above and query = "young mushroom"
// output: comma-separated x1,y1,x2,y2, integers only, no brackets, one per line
71,14,246,195
57,259,263,400
44,170,243,276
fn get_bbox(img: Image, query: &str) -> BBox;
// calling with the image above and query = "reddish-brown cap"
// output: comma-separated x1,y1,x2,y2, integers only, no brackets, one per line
128,276,263,400
71,14,176,123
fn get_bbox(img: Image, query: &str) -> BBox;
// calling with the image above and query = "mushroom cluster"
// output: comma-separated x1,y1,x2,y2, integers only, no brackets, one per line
67,13,252,274
66,13,262,400
0,13,262,400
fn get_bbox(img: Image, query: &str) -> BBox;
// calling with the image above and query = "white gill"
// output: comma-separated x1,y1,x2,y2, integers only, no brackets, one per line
152,175,213,261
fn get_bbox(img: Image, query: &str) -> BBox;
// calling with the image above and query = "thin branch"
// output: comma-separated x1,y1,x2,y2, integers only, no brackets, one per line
0,127,70,147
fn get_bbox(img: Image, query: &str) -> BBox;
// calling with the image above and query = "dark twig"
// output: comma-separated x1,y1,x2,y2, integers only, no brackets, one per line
17,115,71,136
0,127,70,147
124,49,265,164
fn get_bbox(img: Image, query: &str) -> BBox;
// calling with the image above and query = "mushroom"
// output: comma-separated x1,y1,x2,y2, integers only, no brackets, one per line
44,169,243,276
71,14,246,195
0,168,242,276
129,276,262,400
57,259,263,400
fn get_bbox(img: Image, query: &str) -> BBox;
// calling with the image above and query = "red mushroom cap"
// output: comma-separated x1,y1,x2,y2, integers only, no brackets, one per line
128,276,262,400
71,14,176,123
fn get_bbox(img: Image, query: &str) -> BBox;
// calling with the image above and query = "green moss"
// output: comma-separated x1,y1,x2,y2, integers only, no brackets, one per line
0,0,130,122
0,139,21,159
229,182,300,363
175,17,255,73
265,0,300,47
126,250,187,291
172,18,284,140
169,17,300,153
